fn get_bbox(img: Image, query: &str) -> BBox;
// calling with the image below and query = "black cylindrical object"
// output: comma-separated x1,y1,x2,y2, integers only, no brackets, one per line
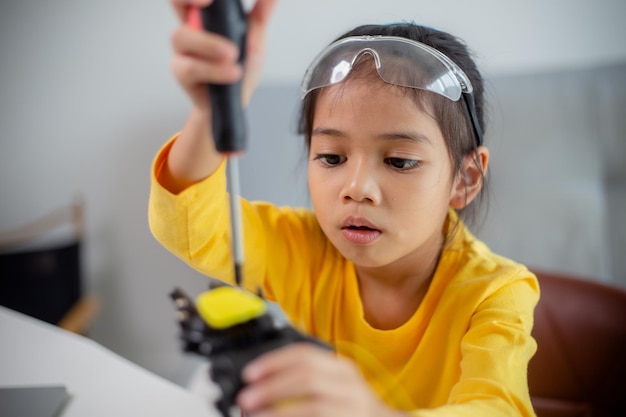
200,0,248,153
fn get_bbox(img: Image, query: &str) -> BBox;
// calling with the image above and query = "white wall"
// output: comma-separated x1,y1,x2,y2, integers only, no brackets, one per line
264,0,626,82
1,0,625,383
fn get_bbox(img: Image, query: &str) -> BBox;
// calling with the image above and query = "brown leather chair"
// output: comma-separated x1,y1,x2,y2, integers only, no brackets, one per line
528,270,626,417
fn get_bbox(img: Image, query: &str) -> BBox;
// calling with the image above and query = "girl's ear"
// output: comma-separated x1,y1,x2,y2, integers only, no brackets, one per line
449,146,489,209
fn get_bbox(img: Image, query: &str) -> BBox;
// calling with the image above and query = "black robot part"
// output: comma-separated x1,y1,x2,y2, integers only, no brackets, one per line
170,287,329,417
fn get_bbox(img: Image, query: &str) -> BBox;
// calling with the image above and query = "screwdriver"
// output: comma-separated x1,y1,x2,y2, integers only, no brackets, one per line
187,0,248,287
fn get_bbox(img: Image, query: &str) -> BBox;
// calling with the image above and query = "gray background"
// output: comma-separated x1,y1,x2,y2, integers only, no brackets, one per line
1,0,625,384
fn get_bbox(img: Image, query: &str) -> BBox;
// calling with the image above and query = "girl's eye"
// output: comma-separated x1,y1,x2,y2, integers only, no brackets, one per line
313,154,346,166
385,158,421,170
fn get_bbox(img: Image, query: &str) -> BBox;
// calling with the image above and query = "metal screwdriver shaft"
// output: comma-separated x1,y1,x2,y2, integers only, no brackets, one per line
226,156,244,286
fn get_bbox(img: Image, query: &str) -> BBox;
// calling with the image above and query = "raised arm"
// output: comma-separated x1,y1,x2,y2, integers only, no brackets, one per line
161,0,277,194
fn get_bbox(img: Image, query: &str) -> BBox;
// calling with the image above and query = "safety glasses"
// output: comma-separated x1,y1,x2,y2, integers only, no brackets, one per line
301,36,484,146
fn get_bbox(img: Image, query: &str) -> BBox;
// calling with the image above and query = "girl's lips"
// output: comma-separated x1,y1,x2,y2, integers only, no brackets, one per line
340,216,381,244
341,227,381,244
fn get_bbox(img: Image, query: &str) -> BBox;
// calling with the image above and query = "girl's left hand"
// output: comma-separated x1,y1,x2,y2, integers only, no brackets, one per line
236,343,407,417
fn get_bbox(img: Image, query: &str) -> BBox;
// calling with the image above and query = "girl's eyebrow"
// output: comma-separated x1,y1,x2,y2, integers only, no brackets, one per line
311,127,346,138
312,126,431,145
377,131,432,144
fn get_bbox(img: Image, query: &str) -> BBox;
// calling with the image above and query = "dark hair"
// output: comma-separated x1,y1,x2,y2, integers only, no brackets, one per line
297,23,489,226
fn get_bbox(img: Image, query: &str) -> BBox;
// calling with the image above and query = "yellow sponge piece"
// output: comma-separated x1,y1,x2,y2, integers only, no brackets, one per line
196,286,267,329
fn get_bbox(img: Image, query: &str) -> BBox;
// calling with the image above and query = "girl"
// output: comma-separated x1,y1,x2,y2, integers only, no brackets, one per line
150,0,539,416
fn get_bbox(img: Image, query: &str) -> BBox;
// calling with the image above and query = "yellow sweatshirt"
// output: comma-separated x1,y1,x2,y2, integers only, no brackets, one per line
149,135,539,416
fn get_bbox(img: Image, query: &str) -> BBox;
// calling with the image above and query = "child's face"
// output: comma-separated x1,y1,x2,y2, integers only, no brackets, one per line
308,78,461,270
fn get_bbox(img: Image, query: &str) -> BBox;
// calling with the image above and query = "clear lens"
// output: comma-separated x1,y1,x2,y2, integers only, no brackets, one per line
301,36,473,101
301,35,483,147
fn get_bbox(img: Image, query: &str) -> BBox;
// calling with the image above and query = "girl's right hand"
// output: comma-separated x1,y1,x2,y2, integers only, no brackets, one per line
161,0,277,194
169,0,277,112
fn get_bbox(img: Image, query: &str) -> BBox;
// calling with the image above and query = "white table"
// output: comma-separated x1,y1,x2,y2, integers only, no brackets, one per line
0,306,219,416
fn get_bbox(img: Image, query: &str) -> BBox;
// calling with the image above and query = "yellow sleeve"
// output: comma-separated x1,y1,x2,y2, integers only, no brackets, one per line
148,134,327,301
452,273,538,416
148,134,237,282
413,271,539,417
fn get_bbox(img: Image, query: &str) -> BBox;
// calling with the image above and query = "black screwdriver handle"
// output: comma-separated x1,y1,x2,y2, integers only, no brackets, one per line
190,0,248,154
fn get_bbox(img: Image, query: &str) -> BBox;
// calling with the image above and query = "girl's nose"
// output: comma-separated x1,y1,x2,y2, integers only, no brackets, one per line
340,160,381,205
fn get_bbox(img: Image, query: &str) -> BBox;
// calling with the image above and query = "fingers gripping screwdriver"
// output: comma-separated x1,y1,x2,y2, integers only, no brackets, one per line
188,0,247,286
